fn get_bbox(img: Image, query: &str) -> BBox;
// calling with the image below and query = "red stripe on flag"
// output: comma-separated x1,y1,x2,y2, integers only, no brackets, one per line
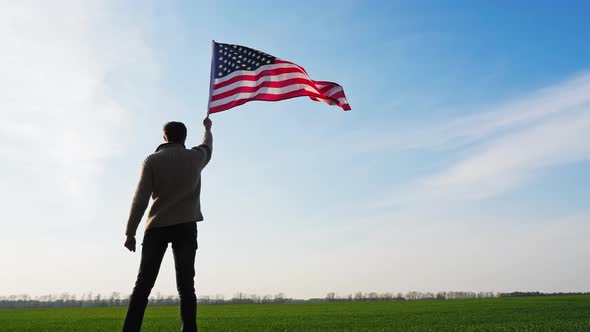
211,78,321,102
275,59,310,75
210,89,326,114
210,88,350,113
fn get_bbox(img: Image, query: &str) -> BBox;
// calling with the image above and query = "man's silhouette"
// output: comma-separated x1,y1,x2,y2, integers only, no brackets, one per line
122,118,213,332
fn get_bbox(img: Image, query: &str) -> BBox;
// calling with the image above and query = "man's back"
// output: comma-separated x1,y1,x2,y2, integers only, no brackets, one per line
137,143,211,232
125,124,212,237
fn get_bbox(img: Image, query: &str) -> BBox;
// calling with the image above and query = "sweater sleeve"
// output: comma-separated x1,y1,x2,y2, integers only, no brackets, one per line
125,158,153,236
192,130,213,168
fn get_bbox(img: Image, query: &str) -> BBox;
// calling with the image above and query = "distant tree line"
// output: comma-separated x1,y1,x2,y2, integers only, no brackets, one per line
321,291,499,302
1,291,588,309
496,291,590,298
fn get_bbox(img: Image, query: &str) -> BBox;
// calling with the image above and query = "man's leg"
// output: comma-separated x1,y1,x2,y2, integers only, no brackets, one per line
171,223,198,332
123,230,168,332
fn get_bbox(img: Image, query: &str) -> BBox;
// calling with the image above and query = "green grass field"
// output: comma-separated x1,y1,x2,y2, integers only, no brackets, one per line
1,295,589,331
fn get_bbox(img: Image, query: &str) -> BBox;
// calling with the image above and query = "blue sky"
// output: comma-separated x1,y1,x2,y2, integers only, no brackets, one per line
1,0,589,299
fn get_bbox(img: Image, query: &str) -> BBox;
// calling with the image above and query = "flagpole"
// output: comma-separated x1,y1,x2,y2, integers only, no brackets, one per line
206,40,216,119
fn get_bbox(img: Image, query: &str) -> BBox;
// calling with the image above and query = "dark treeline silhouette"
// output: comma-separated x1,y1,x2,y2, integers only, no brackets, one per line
1,291,588,309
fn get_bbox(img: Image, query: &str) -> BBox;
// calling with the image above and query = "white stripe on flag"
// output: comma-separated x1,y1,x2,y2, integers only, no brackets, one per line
324,85,343,96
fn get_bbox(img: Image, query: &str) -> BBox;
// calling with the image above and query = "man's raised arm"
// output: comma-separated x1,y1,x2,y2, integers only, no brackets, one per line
192,117,213,167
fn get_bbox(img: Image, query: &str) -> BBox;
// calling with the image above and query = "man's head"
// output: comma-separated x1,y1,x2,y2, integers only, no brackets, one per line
163,121,187,144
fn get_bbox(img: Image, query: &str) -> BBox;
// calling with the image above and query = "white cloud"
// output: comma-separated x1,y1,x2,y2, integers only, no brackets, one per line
421,109,590,199
384,71,590,201
0,1,157,199
378,71,590,151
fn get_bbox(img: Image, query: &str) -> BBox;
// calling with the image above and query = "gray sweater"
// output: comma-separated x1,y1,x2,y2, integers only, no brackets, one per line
125,130,213,236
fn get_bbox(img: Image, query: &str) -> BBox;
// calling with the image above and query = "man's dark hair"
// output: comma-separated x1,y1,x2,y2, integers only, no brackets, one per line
163,121,187,143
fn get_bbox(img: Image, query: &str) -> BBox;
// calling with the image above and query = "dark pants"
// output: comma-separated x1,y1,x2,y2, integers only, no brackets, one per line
123,222,198,332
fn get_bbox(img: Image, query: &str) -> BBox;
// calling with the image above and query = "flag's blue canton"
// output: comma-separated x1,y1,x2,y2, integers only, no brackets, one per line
213,42,276,78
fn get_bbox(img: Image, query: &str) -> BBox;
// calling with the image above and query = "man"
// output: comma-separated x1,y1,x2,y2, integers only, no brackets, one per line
123,117,213,332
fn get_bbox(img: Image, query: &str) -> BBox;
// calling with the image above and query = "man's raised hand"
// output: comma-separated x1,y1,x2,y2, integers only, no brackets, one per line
203,117,212,131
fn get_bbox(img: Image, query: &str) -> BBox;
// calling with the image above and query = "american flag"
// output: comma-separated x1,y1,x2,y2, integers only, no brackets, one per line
208,41,351,114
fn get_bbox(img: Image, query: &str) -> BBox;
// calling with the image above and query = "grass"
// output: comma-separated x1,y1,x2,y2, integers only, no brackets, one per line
0,295,589,331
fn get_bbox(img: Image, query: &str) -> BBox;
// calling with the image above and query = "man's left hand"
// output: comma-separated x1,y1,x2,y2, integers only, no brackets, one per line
124,236,136,252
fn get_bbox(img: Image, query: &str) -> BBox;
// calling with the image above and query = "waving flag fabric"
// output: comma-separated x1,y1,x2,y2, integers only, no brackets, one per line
208,41,351,114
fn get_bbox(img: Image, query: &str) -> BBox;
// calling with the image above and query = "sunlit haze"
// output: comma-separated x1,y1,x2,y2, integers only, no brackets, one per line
1,1,589,300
